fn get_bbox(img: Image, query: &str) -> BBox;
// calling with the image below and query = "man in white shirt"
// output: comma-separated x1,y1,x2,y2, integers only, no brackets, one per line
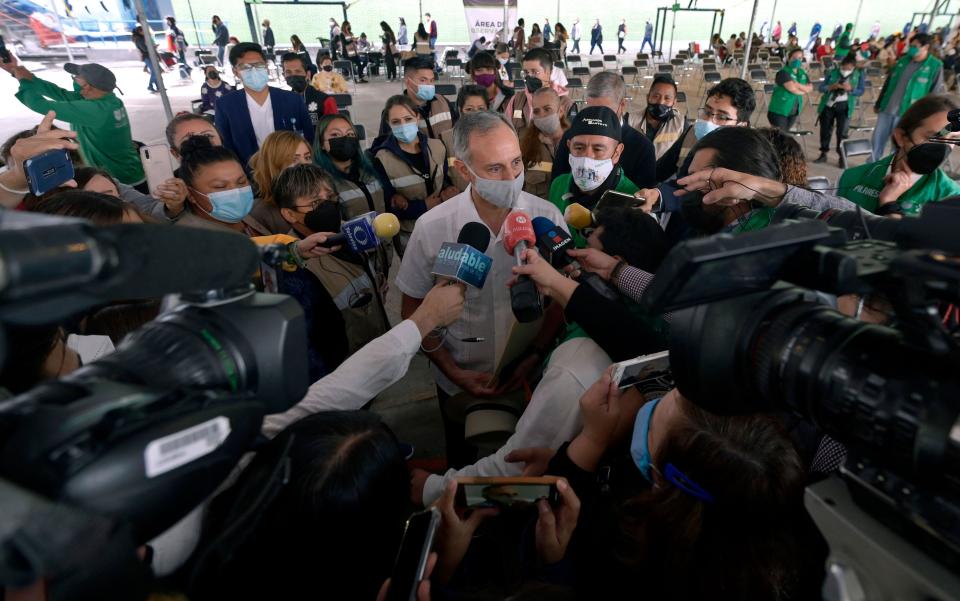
214,42,315,167
396,111,567,467
571,18,582,53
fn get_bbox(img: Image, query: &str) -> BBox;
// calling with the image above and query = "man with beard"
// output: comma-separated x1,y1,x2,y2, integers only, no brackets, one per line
548,106,634,247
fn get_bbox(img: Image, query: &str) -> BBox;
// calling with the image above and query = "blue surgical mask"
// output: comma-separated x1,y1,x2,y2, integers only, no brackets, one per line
196,185,255,223
392,122,419,144
629,397,662,482
415,84,436,101
240,66,270,92
693,119,721,140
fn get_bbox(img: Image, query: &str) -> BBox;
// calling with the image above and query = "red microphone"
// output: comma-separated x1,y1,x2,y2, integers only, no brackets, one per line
502,211,542,322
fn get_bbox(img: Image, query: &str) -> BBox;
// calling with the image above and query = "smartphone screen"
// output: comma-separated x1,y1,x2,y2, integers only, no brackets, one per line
385,507,439,601
613,351,673,392
455,477,560,509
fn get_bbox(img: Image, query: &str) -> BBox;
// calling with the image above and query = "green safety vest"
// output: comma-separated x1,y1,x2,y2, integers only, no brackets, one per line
878,53,943,116
732,206,775,232
817,67,862,119
834,31,852,57
837,154,960,215
548,170,639,248
768,66,809,117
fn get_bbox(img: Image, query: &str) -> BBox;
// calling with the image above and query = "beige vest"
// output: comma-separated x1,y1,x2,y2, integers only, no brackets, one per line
329,173,393,271
416,95,455,140
676,125,699,173
635,108,686,160
375,137,447,238
519,133,554,199
304,253,389,353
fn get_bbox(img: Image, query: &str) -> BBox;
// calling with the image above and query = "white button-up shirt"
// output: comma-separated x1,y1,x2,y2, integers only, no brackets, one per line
246,91,275,147
395,186,567,395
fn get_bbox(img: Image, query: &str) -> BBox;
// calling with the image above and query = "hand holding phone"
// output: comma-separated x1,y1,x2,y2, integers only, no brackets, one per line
454,476,560,509
610,350,672,391
384,507,440,601
24,149,75,196
434,480,499,585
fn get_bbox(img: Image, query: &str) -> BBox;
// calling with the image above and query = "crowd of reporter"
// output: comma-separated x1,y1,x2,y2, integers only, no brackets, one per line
0,25,957,601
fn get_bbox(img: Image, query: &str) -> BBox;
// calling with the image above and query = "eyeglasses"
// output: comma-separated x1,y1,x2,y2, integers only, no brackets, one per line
236,62,267,72
295,196,335,212
698,108,738,124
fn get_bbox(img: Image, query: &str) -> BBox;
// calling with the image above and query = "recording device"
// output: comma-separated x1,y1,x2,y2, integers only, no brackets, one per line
610,350,672,391
640,213,960,599
0,35,11,64
502,211,543,323
0,217,309,599
319,211,401,252
23,149,75,196
430,222,493,289
455,476,560,509
139,144,176,192
385,507,440,601
531,216,618,300
563,190,647,230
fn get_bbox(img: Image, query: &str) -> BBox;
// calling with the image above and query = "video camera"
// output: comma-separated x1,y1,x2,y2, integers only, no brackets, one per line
0,214,309,599
640,201,960,600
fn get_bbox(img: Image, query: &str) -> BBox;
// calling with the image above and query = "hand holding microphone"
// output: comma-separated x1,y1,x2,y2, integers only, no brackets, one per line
508,248,578,307
531,217,618,301
502,211,543,323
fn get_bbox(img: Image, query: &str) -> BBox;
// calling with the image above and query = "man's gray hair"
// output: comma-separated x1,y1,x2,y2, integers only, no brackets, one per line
452,110,516,165
586,71,626,104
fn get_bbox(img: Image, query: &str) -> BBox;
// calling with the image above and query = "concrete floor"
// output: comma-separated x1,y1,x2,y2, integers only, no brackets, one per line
0,55,876,463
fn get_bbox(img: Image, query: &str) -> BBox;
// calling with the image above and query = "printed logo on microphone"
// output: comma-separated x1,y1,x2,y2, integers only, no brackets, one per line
431,242,493,289
343,216,379,253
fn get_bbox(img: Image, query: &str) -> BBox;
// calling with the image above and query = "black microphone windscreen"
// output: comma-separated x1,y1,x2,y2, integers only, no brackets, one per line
99,224,260,298
457,222,491,253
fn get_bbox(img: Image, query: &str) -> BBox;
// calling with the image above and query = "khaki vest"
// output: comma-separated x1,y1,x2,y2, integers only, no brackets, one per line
374,137,448,239
676,125,699,174
417,95,455,140
635,109,686,160
519,133,554,199
507,90,573,130
330,173,393,270
304,253,389,353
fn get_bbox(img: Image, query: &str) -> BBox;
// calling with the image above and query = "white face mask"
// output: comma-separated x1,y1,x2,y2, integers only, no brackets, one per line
465,162,525,208
569,155,614,191
532,113,562,135
840,69,854,77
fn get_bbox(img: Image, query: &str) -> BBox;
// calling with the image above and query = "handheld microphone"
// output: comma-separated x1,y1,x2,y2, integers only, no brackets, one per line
502,211,543,322
0,222,259,326
531,216,619,300
319,212,401,252
564,202,593,230
430,222,493,289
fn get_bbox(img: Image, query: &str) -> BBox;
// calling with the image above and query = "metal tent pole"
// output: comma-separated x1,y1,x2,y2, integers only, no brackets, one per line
134,0,173,122
48,0,75,62
767,0,778,42
739,0,760,79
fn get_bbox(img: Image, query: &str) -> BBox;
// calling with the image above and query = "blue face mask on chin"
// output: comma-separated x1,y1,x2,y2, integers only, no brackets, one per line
629,397,663,482
197,185,255,223
392,122,419,144
693,119,722,140
416,84,436,101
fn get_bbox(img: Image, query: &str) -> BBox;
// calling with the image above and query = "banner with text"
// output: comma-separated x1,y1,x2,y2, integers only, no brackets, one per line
462,0,517,44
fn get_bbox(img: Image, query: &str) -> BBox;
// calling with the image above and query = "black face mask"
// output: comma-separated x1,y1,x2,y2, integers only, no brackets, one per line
679,191,726,235
327,136,360,161
524,76,544,92
207,71,220,80
322,65,334,72
904,142,950,175
303,201,342,233
285,75,308,93
647,103,673,121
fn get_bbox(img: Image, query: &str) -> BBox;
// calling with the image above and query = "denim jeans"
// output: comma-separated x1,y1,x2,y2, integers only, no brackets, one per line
144,58,158,91
871,111,899,161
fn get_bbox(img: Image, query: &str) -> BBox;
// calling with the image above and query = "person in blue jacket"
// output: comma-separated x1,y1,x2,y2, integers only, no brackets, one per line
215,42,315,168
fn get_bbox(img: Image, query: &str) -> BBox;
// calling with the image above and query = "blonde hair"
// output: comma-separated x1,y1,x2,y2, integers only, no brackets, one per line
250,131,311,205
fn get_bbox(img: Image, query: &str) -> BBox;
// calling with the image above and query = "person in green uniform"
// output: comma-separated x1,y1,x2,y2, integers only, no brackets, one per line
2,60,146,191
839,94,960,216
871,32,943,161
767,47,813,132
814,54,864,164
834,22,854,58
548,105,635,247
